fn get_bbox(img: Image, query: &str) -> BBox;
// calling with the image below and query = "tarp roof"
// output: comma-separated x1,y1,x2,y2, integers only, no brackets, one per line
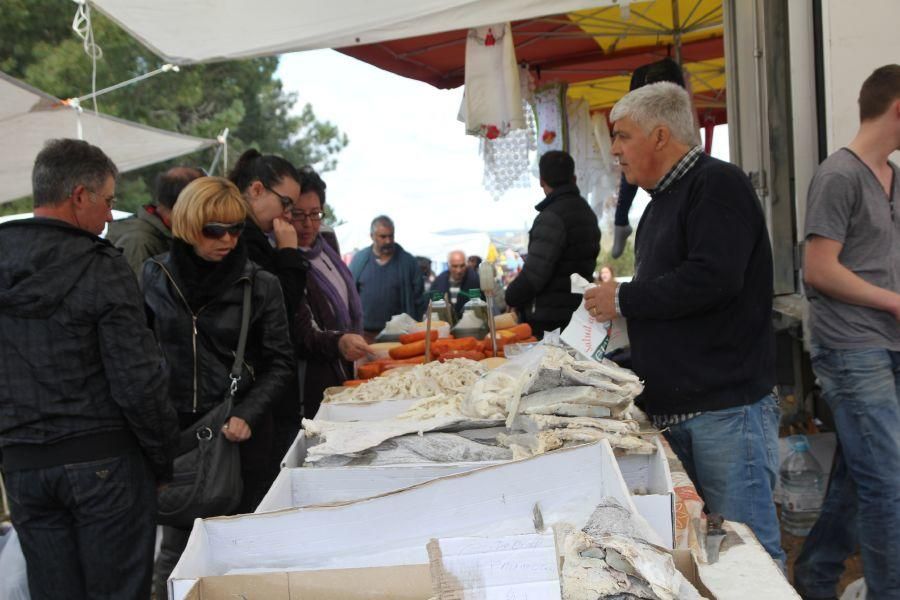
0,72,216,204
90,0,724,119
339,0,725,117
89,0,619,65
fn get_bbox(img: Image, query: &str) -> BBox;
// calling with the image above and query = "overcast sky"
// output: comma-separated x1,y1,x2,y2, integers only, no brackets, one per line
277,49,727,257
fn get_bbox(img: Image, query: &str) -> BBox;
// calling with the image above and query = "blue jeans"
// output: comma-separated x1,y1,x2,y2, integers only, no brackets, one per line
4,451,158,600
663,393,786,565
794,346,900,600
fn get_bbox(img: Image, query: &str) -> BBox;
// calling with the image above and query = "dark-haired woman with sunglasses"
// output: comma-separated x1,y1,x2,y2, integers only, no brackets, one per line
228,149,310,461
140,176,294,596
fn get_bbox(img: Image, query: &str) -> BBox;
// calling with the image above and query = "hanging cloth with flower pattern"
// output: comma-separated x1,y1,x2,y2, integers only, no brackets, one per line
460,23,524,139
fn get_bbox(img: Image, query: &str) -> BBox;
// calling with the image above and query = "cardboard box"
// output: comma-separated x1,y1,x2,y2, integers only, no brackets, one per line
182,565,432,599
180,547,715,600
257,462,491,512
170,441,639,600
615,436,676,548
283,408,674,548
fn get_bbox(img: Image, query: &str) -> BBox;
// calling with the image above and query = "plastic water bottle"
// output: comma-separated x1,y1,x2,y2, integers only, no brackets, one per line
779,435,825,536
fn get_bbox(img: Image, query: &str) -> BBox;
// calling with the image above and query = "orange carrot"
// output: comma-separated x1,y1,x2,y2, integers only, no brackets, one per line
379,356,427,369
389,340,428,359
343,379,366,387
398,330,440,345
481,335,516,353
510,323,533,341
356,363,383,379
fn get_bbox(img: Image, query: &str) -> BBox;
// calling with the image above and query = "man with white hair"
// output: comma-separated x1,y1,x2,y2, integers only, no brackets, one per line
584,82,784,564
431,250,481,318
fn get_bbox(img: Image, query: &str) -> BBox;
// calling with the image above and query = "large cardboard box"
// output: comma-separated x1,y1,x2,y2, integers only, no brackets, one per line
180,548,714,599
182,565,431,599
170,441,641,600
284,404,675,548
257,461,490,512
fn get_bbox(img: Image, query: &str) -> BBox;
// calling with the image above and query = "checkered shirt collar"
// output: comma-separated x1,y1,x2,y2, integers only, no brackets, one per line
648,145,704,197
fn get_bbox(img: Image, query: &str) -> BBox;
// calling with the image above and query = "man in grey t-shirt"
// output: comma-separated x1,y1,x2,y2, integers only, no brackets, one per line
794,65,900,600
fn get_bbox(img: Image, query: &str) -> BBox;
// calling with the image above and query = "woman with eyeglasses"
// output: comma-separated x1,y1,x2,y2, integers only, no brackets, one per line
292,167,371,418
141,177,294,596
228,149,309,459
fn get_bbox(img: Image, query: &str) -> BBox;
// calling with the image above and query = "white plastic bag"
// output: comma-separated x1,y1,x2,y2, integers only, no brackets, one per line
0,527,30,600
560,274,629,361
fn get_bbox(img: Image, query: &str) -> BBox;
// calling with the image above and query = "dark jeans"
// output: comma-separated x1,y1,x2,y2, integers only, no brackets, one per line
4,451,157,600
794,346,900,600
154,525,190,599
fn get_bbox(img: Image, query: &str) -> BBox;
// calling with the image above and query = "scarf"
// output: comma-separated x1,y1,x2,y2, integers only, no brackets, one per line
169,237,248,312
299,235,362,333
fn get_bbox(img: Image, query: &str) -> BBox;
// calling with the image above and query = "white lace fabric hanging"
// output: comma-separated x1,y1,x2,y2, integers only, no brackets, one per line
480,67,536,200
462,23,524,139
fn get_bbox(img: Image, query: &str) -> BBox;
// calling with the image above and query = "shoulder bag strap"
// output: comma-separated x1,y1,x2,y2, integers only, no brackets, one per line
228,278,253,396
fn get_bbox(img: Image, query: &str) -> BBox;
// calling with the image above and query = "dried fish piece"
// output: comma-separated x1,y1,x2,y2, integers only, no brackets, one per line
519,386,633,414
561,499,706,600
514,415,640,435
496,430,563,459
303,415,467,462
522,403,614,418
553,428,656,455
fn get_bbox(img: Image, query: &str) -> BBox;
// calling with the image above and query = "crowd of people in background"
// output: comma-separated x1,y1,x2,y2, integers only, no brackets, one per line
0,63,897,600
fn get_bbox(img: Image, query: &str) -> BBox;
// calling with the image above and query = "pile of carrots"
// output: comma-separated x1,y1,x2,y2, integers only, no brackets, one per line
345,323,537,385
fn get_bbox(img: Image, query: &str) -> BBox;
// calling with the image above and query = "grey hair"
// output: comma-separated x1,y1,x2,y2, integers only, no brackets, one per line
370,214,395,234
610,82,699,146
32,139,118,208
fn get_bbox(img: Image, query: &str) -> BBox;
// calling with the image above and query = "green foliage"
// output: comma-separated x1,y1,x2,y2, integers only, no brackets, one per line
0,0,347,216
597,241,635,278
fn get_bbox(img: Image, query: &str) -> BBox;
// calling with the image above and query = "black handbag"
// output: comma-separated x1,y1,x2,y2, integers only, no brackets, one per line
157,280,252,529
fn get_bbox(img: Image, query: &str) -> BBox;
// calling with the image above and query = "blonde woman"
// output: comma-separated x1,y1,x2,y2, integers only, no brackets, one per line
141,176,293,595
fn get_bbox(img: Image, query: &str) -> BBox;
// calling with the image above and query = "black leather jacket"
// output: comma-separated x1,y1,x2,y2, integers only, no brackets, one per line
142,253,294,428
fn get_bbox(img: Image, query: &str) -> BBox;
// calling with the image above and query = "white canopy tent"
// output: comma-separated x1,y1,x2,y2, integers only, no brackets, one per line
0,72,216,204
89,0,613,64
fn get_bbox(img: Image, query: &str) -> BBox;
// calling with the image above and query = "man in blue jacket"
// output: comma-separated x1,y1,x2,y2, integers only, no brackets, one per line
350,215,425,339
584,82,784,565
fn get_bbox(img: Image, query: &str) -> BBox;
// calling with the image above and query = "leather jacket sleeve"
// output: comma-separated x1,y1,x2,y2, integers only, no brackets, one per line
97,254,179,481
294,298,343,361
230,272,295,428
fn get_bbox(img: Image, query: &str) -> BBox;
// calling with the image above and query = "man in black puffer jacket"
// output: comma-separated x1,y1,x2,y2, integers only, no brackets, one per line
0,139,178,599
505,151,600,336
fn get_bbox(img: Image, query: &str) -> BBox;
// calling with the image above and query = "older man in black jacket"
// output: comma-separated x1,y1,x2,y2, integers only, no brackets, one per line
583,82,784,566
505,151,600,337
0,139,178,599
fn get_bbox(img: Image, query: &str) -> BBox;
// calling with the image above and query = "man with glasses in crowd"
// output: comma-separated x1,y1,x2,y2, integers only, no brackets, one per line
0,138,177,599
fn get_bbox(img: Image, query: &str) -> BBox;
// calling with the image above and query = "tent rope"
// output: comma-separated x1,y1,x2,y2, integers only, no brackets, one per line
71,0,102,115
